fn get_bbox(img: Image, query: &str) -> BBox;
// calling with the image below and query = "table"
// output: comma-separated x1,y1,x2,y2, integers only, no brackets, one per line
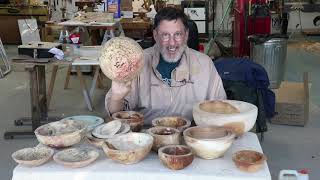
3,57,69,139
12,133,272,180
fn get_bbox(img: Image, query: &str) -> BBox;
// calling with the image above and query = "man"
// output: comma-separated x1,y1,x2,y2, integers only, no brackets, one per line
105,7,226,124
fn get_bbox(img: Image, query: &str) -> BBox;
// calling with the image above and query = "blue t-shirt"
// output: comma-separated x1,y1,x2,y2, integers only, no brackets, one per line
156,55,181,86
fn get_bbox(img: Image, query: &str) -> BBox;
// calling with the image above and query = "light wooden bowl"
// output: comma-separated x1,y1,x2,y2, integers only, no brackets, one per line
12,147,54,167
147,126,180,151
158,145,194,170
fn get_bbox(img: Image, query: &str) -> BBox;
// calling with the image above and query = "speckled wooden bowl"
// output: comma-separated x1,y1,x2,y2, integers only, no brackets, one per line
53,147,99,168
12,147,54,167
147,126,180,151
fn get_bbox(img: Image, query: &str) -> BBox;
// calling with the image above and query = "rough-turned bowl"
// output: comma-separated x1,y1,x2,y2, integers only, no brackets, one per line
147,126,180,151
102,133,153,164
183,126,235,159
152,116,191,132
233,150,267,172
34,120,87,148
112,111,144,132
193,100,258,136
12,147,54,167
158,145,194,170
53,147,99,168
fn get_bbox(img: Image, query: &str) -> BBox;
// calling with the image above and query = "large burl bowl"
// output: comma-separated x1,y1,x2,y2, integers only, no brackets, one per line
34,119,87,148
158,145,194,170
193,100,258,136
147,126,180,151
112,111,144,132
102,133,153,164
183,126,235,159
152,116,191,132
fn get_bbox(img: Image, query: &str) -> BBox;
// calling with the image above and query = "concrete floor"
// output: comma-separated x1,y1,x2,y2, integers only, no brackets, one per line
1,36,319,180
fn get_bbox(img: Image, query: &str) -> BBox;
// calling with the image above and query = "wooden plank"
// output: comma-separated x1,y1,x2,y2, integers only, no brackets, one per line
47,65,58,108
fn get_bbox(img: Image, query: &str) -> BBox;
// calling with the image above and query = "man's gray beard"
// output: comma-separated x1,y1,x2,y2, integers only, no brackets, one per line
160,44,187,63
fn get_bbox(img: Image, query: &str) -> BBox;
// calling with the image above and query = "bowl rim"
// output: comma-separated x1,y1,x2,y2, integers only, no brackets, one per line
12,147,54,163
91,120,122,139
151,116,191,130
158,145,193,157
34,119,87,138
194,100,258,116
183,126,236,141
103,132,154,152
147,126,180,136
232,150,267,165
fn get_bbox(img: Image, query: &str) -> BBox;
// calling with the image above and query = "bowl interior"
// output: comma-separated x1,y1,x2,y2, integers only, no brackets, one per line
155,117,187,128
185,127,230,140
54,148,97,162
199,101,240,114
13,147,52,161
234,150,265,165
161,146,191,156
36,120,85,136
151,127,177,135
107,133,153,151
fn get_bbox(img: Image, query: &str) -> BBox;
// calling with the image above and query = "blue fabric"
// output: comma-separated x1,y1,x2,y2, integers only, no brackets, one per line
156,55,181,86
214,57,275,118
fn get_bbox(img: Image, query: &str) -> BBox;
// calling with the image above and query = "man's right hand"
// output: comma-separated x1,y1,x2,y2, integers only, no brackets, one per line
110,81,132,101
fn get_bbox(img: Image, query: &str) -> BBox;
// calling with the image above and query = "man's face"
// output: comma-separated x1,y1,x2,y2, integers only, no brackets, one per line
154,19,189,62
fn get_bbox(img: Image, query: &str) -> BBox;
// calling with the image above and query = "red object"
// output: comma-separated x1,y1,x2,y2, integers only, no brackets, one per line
233,0,271,57
199,44,204,53
69,33,81,44
299,169,310,174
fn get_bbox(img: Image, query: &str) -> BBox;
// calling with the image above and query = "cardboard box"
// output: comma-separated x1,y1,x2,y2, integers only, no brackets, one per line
271,73,309,126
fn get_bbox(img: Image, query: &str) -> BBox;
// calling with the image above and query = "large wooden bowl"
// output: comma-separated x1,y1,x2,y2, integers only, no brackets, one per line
102,133,153,164
34,120,87,148
193,100,258,136
183,126,235,159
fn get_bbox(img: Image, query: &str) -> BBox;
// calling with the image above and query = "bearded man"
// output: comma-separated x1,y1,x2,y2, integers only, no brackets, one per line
105,7,226,124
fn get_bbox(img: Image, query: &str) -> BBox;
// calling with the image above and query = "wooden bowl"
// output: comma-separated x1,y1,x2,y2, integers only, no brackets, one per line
34,120,87,148
92,120,122,139
183,126,235,159
147,126,180,151
53,147,99,168
112,111,144,132
12,147,54,167
193,100,258,136
232,150,266,172
158,145,194,170
152,116,191,132
102,133,153,164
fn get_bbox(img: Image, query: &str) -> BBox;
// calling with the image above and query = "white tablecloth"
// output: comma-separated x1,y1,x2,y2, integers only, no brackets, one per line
12,132,271,180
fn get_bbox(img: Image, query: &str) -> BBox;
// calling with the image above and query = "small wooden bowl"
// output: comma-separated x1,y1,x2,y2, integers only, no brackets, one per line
152,116,191,132
147,126,180,151
112,111,144,132
158,145,194,170
232,150,267,172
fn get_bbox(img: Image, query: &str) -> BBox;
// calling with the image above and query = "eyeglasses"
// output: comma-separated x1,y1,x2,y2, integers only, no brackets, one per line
158,31,185,42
